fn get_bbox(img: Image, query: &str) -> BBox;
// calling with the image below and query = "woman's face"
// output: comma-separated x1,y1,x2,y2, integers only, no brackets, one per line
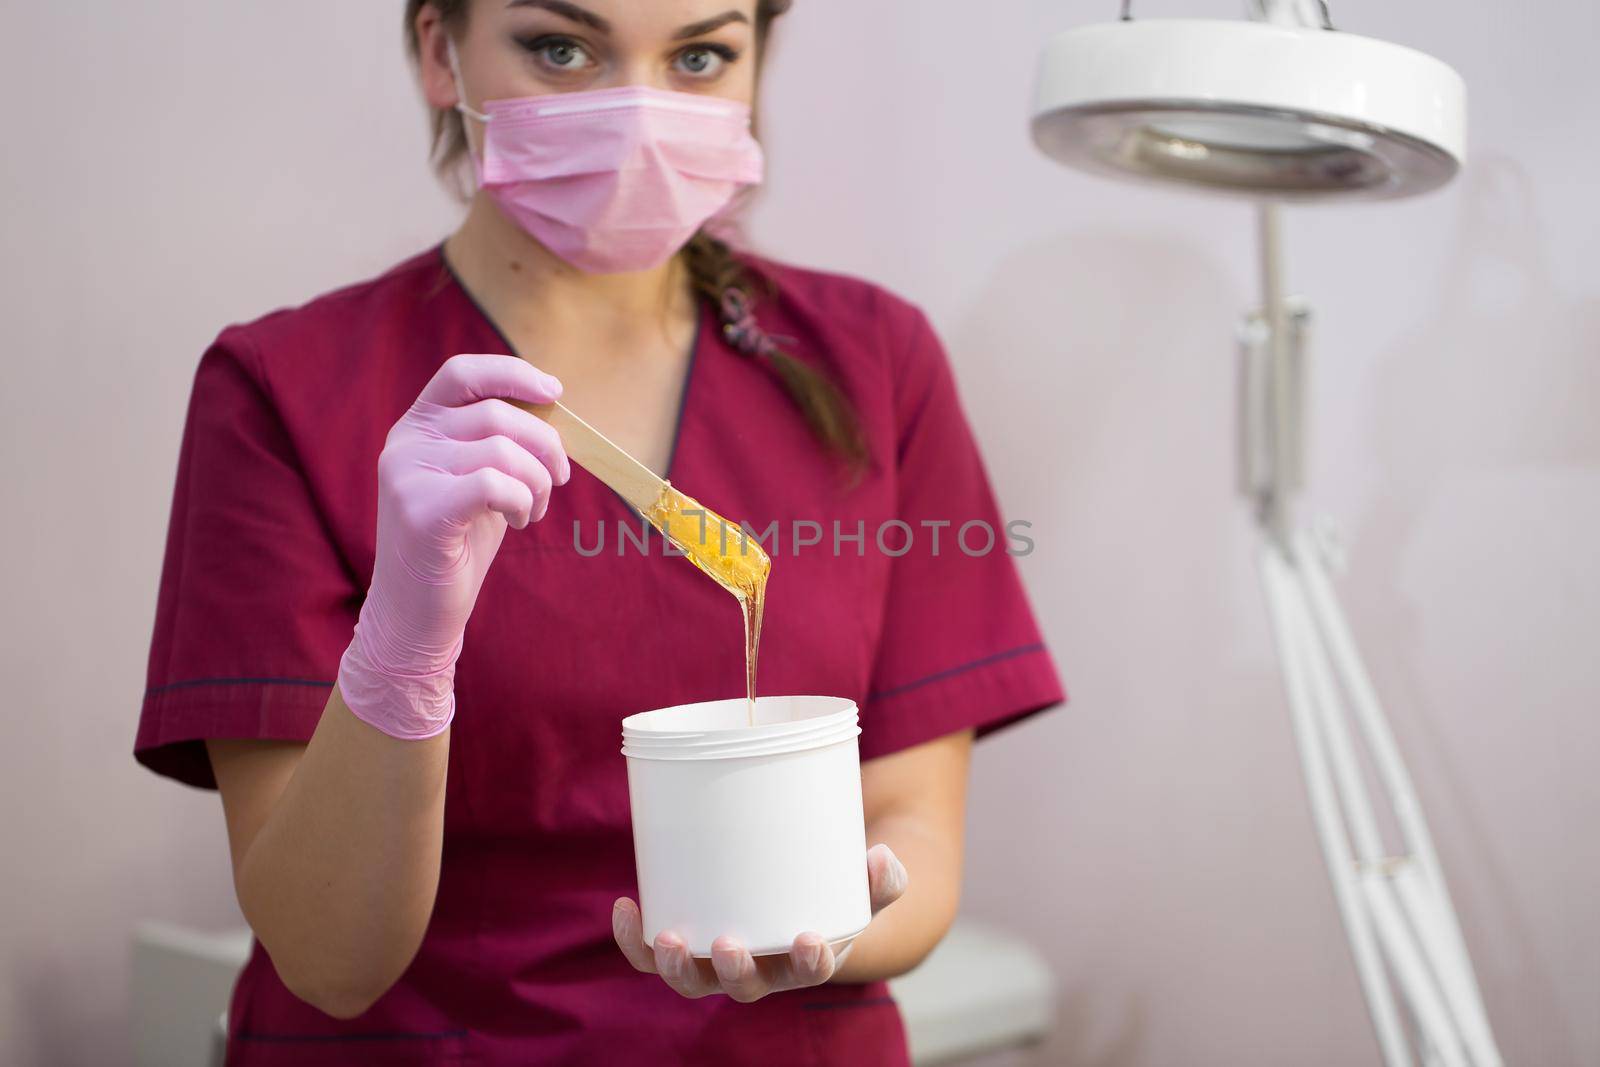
419,0,763,112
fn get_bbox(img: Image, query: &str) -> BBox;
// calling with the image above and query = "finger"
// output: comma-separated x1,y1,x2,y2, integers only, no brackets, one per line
787,932,835,988
653,932,720,1000
611,899,658,975
437,398,571,485
441,436,555,522
710,937,772,1003
866,843,909,914
419,353,563,409
436,466,535,530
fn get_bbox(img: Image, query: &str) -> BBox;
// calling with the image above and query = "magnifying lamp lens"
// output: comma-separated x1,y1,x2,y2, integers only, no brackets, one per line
1122,110,1392,193
1146,115,1366,152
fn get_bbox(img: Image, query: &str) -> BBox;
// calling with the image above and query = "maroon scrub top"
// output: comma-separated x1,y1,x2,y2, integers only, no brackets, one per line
135,244,1066,1066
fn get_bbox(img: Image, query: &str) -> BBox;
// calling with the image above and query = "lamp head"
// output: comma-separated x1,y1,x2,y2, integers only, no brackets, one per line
1031,19,1466,201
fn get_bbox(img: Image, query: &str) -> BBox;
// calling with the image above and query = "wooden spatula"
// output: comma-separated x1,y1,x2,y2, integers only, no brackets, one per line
514,400,665,513
515,399,772,603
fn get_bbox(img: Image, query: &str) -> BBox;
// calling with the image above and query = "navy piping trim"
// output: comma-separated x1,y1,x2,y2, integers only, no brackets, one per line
144,676,333,698
234,1029,468,1044
866,643,1046,703
661,299,703,486
801,995,898,1012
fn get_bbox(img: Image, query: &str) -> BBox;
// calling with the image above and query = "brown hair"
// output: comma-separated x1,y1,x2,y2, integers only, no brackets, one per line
404,0,867,473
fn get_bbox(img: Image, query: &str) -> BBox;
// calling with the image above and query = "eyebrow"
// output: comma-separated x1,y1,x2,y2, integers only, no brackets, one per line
672,11,749,40
505,1,749,41
507,1,610,34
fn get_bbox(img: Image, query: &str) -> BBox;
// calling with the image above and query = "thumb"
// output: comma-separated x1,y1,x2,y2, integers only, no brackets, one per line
866,843,909,914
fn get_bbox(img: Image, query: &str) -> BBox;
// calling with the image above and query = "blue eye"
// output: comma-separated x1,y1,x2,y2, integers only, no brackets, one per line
675,44,739,78
519,35,595,73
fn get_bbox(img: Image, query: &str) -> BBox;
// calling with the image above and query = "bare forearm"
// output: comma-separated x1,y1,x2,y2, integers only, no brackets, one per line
832,810,962,983
213,687,448,1017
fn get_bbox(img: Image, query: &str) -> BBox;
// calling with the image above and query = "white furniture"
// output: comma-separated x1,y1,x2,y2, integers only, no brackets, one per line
131,922,250,1067
889,919,1056,1065
132,917,1055,1066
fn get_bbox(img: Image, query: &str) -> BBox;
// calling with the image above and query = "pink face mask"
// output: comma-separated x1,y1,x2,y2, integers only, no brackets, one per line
450,47,765,274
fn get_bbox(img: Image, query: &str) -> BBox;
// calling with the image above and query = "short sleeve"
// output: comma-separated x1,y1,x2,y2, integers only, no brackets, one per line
858,301,1066,762
134,331,360,788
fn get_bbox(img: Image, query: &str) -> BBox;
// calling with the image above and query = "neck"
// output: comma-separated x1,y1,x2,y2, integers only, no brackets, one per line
443,195,696,349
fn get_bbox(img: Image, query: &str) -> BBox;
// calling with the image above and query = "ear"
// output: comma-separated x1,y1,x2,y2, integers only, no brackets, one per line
414,7,461,112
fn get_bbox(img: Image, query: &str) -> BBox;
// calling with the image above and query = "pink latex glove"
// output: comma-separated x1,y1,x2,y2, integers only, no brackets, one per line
611,844,910,1001
338,354,570,739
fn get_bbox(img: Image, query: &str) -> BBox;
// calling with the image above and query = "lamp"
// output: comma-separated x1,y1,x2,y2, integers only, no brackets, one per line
1030,6,1499,1066
1032,16,1465,200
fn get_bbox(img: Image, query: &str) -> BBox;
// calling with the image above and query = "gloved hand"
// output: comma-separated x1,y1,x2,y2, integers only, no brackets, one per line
338,354,570,740
611,843,910,1000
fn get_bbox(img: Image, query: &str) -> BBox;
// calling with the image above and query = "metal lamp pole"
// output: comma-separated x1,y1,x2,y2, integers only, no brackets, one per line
1243,202,1504,1067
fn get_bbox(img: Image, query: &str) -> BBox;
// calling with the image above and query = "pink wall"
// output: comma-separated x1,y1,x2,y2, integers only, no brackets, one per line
2,1,1595,1064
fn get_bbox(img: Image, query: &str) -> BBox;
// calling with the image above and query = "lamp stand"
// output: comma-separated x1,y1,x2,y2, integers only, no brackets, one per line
1243,203,1504,1067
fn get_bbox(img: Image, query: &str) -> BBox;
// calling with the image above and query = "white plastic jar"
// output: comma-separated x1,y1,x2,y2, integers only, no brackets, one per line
621,695,873,957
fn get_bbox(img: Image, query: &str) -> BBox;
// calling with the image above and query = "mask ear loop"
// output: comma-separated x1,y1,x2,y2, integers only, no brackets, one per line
446,39,492,163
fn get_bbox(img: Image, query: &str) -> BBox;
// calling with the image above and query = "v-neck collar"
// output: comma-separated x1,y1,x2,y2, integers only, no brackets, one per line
435,243,708,508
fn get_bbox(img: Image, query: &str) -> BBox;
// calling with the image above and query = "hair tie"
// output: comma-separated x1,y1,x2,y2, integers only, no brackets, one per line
719,286,793,361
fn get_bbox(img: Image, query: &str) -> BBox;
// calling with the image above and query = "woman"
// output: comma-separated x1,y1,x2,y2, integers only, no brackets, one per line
134,1,1066,1063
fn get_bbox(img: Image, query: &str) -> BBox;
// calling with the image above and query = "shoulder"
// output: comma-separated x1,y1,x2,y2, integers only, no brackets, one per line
206,246,452,392
733,249,937,370
735,249,913,321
